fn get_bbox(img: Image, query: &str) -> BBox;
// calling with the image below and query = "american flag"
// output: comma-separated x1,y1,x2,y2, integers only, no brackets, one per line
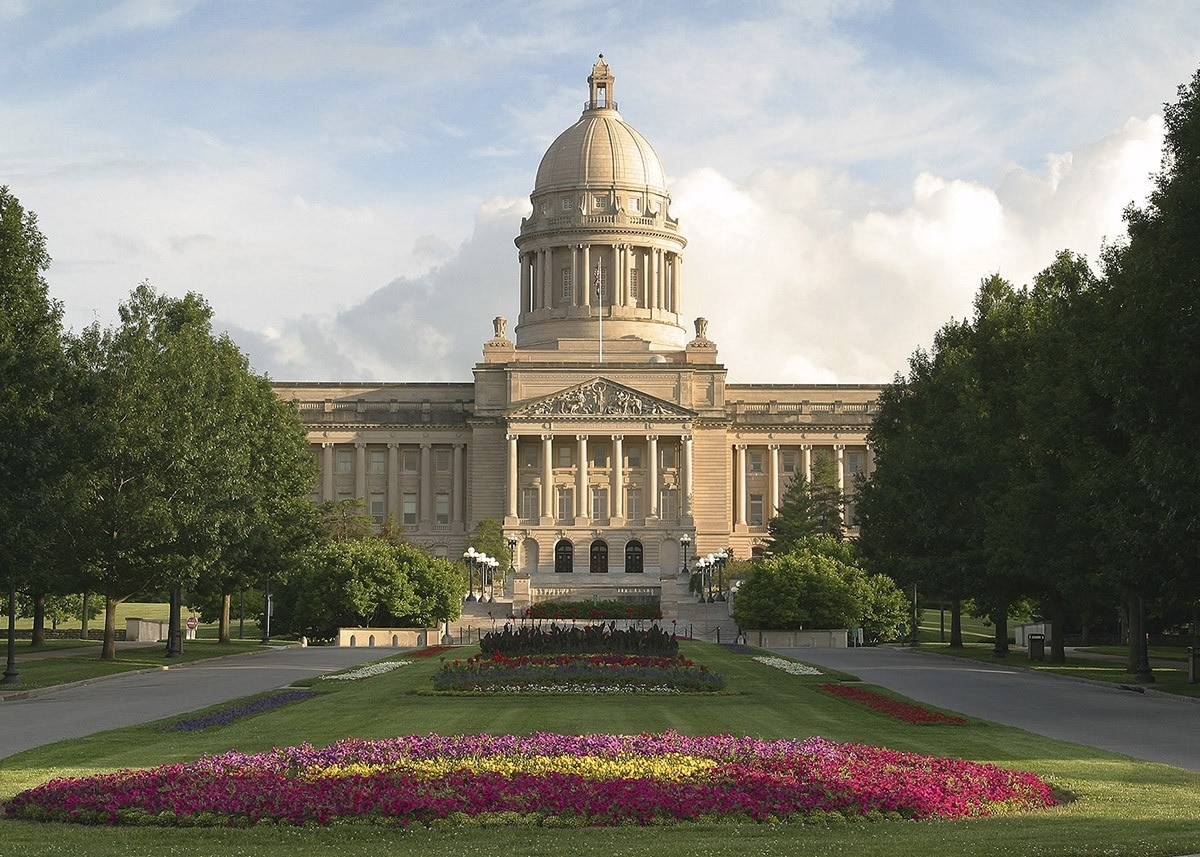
593,261,602,300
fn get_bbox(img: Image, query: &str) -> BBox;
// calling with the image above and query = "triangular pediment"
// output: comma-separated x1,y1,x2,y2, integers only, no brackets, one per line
512,378,694,419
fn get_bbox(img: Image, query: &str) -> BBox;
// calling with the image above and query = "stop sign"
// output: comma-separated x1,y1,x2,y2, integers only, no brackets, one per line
186,616,198,631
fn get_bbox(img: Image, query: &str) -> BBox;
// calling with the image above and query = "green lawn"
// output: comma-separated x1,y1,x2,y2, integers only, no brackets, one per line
2,642,1199,856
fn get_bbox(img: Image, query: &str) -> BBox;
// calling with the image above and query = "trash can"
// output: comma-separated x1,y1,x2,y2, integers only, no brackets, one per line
1028,633,1045,661
1189,647,1199,684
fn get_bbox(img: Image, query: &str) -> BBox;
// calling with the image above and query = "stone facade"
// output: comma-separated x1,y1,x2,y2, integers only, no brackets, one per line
276,57,880,614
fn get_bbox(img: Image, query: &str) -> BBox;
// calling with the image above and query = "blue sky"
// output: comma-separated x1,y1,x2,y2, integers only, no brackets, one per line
3,1,1199,383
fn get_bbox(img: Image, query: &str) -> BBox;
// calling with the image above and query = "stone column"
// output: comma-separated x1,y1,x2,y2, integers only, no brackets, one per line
322,443,334,501
647,435,659,517
387,443,399,522
611,435,624,519
735,444,748,526
354,442,366,502
802,444,813,483
650,249,661,310
542,434,554,519
834,444,846,492
452,443,465,527
576,435,589,519
570,245,579,305
506,434,518,518
582,245,591,307
768,443,781,515
520,252,531,311
682,435,693,518
865,442,875,478
419,442,432,527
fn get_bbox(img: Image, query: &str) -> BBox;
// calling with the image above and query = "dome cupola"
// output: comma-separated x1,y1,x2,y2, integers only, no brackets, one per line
513,55,688,355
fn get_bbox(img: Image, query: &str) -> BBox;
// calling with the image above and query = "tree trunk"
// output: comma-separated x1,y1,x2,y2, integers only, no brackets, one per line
1080,623,1090,646
949,598,964,648
80,591,90,641
219,593,231,644
1126,593,1140,674
992,605,1009,657
31,592,46,646
1049,596,1067,663
102,594,119,661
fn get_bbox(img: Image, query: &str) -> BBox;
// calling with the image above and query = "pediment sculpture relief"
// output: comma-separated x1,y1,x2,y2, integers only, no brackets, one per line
518,380,683,417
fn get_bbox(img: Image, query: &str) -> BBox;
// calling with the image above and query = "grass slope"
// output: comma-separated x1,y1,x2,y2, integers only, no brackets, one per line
1,642,1199,856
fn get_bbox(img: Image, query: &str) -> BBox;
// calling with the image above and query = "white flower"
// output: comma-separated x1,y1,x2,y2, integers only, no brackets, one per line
752,656,822,676
321,661,413,681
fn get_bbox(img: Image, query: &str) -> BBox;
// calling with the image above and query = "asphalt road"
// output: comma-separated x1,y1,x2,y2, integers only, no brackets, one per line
0,645,395,759
776,645,1200,772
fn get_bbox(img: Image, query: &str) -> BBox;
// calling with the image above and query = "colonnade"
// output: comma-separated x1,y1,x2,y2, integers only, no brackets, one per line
731,442,873,527
519,244,680,313
506,432,693,522
319,440,465,530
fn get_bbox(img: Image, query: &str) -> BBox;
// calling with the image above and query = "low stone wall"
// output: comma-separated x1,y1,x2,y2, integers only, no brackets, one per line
336,628,438,648
126,618,169,642
753,629,848,648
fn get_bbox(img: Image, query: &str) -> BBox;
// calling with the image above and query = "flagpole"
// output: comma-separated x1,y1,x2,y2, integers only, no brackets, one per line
594,256,604,364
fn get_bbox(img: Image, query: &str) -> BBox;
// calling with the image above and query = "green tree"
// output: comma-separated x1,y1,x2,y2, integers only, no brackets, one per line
276,538,463,640
66,283,312,659
0,187,71,669
733,538,904,638
1098,68,1200,666
765,450,844,553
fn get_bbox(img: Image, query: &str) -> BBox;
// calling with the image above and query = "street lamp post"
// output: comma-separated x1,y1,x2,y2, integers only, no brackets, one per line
695,555,711,603
463,548,479,602
506,535,518,576
1134,596,1156,684
679,533,692,575
713,548,730,602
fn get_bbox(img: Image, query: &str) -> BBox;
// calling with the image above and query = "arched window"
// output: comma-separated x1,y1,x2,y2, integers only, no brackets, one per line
590,541,609,574
554,540,574,573
624,540,644,574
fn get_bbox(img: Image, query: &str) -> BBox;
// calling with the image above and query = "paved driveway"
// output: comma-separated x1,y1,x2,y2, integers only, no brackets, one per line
0,645,396,760
777,645,1200,772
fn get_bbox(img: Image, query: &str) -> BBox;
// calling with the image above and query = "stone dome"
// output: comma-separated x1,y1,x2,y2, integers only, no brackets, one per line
532,55,668,194
534,112,667,193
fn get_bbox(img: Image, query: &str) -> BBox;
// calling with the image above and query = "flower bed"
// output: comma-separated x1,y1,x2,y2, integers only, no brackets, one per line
321,661,412,682
4,731,1057,826
526,600,661,620
818,683,968,725
433,652,724,693
161,690,319,732
753,656,823,676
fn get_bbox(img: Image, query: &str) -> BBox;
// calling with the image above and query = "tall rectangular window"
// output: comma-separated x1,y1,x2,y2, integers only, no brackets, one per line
625,488,642,521
557,444,573,467
626,444,642,469
748,451,764,473
591,444,609,468
591,487,609,522
661,445,678,469
435,449,452,473
749,493,765,526
435,492,450,525
370,493,385,525
402,493,417,525
557,487,574,522
660,488,679,524
848,451,865,476
402,450,419,473
520,488,539,520
369,450,386,475
336,449,353,474
781,451,797,474
522,444,539,469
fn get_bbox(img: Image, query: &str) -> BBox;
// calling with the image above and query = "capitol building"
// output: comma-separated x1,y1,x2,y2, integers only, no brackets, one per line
275,57,880,616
